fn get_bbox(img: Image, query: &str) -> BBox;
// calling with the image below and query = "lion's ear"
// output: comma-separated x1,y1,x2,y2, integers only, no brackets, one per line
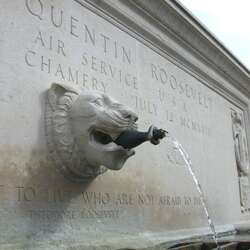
47,83,79,111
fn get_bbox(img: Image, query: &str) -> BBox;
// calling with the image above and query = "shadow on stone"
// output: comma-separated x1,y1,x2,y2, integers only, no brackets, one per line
18,91,92,248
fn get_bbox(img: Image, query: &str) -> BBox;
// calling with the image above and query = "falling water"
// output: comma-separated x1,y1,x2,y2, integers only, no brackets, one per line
166,133,221,249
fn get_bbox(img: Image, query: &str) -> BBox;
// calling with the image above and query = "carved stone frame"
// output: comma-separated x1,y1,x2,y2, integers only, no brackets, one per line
231,109,250,212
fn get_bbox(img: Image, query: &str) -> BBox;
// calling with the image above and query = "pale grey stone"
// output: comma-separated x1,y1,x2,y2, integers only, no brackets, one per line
231,110,250,176
0,0,250,249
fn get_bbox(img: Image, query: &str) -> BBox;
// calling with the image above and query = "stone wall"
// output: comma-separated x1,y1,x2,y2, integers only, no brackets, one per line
0,0,250,249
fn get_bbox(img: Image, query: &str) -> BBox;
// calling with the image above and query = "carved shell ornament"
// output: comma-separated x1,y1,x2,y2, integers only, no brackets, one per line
45,83,138,181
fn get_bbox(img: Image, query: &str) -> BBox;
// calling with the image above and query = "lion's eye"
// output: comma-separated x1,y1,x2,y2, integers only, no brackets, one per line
93,98,102,106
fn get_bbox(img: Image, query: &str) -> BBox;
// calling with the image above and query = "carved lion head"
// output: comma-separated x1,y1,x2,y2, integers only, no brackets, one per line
45,83,138,181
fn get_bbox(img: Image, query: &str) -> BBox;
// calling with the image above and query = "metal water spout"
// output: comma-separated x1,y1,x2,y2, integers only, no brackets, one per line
114,126,167,149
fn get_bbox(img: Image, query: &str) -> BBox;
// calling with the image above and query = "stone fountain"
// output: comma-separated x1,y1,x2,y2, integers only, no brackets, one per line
0,0,250,249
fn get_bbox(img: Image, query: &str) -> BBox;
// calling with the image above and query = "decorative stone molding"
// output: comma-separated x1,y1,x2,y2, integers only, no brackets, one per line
231,110,250,176
231,109,250,212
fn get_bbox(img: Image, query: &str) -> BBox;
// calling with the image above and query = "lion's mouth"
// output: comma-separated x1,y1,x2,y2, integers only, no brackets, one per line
92,130,113,145
90,129,135,157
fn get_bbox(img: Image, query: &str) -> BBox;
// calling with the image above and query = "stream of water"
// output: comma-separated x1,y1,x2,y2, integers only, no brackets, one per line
166,134,221,249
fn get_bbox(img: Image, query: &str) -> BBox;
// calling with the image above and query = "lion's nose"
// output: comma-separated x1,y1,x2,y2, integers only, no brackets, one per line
122,110,138,122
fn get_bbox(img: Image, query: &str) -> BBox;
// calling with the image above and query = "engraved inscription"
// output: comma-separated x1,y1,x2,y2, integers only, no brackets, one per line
25,0,132,64
152,64,212,110
24,1,138,96
2,184,204,220
23,0,214,140
150,63,213,137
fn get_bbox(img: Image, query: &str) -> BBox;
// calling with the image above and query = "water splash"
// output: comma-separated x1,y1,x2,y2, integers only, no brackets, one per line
166,133,221,249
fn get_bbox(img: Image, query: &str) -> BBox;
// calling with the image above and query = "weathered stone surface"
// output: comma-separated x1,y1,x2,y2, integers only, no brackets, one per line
0,0,250,249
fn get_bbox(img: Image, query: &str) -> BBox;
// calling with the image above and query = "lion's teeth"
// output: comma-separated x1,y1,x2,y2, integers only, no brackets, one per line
110,132,121,141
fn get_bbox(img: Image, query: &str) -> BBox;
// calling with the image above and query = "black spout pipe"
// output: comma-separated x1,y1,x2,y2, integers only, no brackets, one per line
114,126,167,149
